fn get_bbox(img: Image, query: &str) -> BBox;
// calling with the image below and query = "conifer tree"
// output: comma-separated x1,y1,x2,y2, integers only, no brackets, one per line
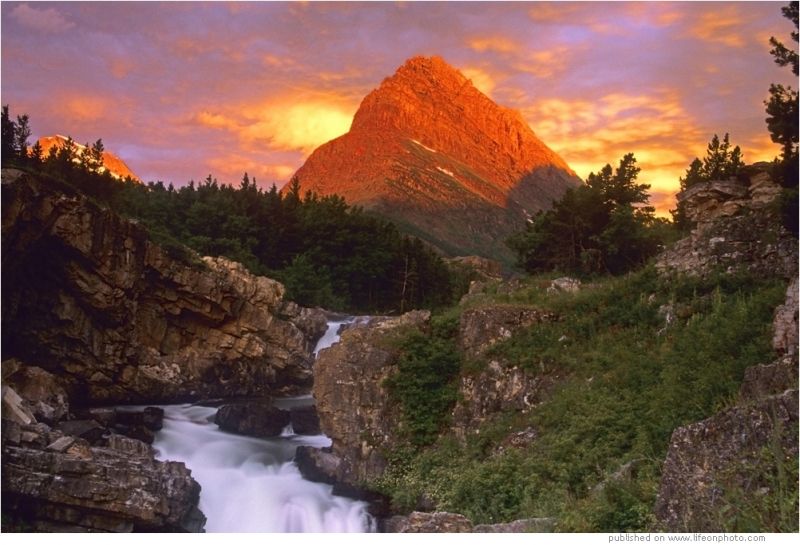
765,2,799,187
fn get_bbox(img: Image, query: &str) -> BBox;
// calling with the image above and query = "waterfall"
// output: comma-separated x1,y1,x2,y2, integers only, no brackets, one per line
151,317,373,532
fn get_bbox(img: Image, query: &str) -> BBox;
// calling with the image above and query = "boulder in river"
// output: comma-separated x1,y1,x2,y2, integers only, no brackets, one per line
215,400,290,438
290,405,321,435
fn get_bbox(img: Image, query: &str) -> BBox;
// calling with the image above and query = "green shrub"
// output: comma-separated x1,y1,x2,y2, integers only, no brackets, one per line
384,323,461,446
374,268,788,531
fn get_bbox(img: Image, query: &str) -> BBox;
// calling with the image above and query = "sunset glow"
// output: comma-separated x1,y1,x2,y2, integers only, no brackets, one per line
1,1,794,213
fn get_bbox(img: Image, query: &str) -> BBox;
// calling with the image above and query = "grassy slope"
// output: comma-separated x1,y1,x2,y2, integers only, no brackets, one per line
373,267,794,531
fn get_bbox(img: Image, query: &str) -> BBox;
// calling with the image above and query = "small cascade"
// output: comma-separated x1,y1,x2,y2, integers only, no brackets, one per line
313,317,358,357
150,317,373,532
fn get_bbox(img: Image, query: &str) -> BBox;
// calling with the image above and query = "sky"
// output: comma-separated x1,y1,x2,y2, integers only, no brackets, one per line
1,1,796,213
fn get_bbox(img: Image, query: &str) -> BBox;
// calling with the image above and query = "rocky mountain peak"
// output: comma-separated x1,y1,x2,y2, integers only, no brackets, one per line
293,55,580,264
36,135,140,181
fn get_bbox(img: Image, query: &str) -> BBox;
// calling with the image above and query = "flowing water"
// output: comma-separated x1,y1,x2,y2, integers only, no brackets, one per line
151,317,373,532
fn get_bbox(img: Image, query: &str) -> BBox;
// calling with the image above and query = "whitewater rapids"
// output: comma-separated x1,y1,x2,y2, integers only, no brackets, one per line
151,318,373,532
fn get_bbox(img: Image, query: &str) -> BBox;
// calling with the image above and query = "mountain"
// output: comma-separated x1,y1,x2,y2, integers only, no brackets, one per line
36,135,140,181
291,56,581,264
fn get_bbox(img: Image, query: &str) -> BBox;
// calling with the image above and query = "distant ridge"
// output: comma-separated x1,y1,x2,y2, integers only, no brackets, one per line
36,135,140,181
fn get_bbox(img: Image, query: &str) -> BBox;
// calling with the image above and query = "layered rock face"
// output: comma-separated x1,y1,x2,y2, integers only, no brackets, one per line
656,170,797,279
2,363,205,532
2,169,326,404
293,56,580,264
312,311,430,486
308,304,558,488
452,305,559,439
655,277,799,531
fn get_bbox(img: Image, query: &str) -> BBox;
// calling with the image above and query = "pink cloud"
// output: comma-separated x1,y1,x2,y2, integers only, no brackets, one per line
10,3,74,33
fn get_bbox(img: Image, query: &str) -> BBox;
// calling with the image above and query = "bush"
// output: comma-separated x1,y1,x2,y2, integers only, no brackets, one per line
384,320,461,447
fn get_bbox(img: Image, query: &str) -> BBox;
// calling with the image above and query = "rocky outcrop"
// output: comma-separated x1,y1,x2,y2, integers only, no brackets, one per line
384,511,473,533
452,361,557,441
214,400,290,438
2,421,205,532
289,405,321,435
312,311,430,486
294,446,342,485
655,276,799,531
2,365,205,532
2,169,325,404
292,56,580,263
739,356,798,401
654,389,798,531
772,277,798,356
458,305,555,359
2,359,69,425
656,171,797,279
547,277,581,293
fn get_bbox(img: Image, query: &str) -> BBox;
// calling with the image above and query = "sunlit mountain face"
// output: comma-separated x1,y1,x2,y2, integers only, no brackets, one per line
36,135,140,181
1,1,794,213
292,56,581,264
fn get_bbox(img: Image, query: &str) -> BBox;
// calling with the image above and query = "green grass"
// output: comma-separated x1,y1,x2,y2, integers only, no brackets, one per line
371,267,788,530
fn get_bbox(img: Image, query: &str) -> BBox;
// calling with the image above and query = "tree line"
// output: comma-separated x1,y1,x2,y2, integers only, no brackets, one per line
510,2,797,277
1,109,460,313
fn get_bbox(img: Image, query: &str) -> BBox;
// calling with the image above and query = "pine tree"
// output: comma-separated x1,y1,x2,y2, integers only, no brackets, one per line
2,105,17,162
766,2,799,187
14,114,30,163
679,158,704,190
90,139,105,171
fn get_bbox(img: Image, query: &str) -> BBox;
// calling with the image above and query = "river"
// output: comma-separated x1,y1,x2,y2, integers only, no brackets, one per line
151,318,374,532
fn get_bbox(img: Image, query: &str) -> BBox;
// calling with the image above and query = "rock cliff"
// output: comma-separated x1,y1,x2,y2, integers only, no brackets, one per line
292,56,580,264
312,311,430,486
655,277,799,531
656,170,797,279
1,168,326,404
2,363,205,532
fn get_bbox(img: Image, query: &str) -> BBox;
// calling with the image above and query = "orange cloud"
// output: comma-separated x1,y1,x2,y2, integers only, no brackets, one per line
687,7,747,48
523,91,710,215
194,111,237,130
205,154,299,187
514,46,574,79
63,95,112,122
742,133,783,163
468,37,518,54
241,98,355,153
190,95,357,155
528,3,578,24
460,67,496,97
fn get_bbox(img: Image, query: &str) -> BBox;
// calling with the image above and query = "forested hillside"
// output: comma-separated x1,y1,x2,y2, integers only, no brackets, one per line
1,107,461,313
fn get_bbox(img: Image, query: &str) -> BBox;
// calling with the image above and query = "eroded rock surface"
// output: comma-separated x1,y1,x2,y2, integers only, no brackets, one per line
214,400,290,438
459,305,554,359
452,361,557,440
313,310,430,486
772,277,798,357
1,362,206,532
384,511,473,533
655,276,799,531
654,389,798,531
656,172,796,279
2,423,205,532
2,170,324,404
